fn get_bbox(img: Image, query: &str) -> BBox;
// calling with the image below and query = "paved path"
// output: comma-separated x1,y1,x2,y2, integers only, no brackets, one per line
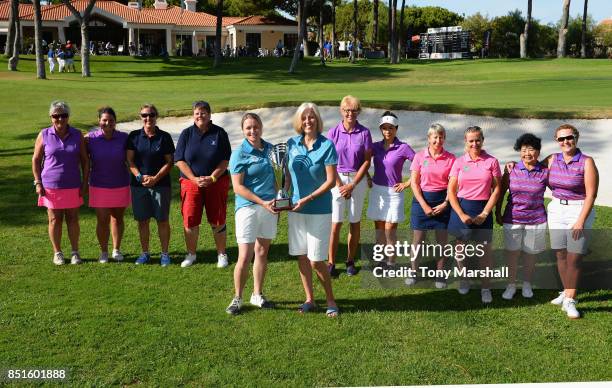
118,107,612,206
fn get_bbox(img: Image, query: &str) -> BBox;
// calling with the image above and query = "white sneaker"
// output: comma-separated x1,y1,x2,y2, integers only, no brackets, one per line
521,281,534,298
99,252,109,264
112,249,124,262
404,277,417,286
434,280,447,289
181,253,196,268
502,284,516,300
217,253,229,268
562,297,580,319
481,288,493,304
70,252,82,265
53,252,65,265
249,293,275,309
550,291,566,305
458,280,470,295
225,296,242,315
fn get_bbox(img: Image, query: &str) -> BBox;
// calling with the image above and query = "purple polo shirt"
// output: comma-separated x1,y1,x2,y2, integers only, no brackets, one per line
371,139,415,186
40,126,82,189
86,129,130,188
502,161,548,225
548,150,587,200
326,121,373,173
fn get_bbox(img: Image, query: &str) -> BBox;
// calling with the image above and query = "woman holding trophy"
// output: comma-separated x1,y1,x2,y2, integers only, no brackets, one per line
225,113,278,315
286,103,340,317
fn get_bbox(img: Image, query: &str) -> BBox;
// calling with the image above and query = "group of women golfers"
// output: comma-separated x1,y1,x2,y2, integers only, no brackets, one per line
32,96,598,319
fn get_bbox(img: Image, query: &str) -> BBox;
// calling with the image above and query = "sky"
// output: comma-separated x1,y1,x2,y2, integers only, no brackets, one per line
410,0,611,25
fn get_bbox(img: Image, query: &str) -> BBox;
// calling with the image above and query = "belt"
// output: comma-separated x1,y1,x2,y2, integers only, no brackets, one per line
340,172,357,177
556,198,584,206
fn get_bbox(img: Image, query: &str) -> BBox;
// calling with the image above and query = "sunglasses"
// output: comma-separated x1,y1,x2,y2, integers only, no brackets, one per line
51,113,69,119
557,135,575,142
140,113,157,118
342,109,359,114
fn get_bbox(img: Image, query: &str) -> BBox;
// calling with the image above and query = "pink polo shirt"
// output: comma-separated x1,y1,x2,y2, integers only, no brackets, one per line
410,148,455,192
450,151,501,200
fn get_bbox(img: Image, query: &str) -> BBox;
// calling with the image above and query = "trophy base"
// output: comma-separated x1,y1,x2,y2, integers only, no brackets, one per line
273,198,292,211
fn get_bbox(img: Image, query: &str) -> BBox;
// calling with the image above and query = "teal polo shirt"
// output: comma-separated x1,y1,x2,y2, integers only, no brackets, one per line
287,134,338,214
229,139,276,212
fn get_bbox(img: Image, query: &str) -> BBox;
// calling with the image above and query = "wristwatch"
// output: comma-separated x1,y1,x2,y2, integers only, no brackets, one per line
33,180,42,186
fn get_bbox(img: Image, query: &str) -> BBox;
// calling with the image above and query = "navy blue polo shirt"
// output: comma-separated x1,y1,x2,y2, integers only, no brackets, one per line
127,127,176,187
174,123,232,178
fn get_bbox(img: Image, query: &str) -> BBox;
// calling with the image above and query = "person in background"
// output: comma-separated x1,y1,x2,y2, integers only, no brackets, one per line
86,107,130,263
32,101,88,265
327,95,372,277
174,101,232,269
127,104,175,266
47,46,56,73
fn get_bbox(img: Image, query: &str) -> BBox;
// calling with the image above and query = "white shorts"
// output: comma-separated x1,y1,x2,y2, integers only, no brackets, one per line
366,183,405,223
288,212,332,261
547,198,595,254
503,222,547,254
235,205,278,244
331,173,367,223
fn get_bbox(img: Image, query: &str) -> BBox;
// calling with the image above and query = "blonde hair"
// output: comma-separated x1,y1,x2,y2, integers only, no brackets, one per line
464,126,484,140
554,124,579,140
292,102,324,135
241,112,263,130
140,103,158,117
427,123,446,138
340,95,361,111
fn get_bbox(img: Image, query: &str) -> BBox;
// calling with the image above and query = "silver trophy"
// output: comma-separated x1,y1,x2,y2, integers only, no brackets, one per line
268,143,292,211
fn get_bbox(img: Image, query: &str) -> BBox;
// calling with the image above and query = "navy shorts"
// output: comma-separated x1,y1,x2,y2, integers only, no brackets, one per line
131,186,171,222
448,198,493,242
411,190,450,230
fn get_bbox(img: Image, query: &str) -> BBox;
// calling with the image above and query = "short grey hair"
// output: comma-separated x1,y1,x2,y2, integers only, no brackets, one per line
293,102,324,135
49,100,70,116
427,123,446,138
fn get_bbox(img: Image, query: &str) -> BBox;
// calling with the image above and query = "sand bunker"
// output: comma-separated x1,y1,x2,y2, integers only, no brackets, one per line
118,107,612,206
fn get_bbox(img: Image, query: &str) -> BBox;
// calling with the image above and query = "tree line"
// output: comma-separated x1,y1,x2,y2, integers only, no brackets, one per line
4,0,612,78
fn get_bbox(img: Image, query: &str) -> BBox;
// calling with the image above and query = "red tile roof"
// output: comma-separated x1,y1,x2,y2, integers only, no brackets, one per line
0,0,296,28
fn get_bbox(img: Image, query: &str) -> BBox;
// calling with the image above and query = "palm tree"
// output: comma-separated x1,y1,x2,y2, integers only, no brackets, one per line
372,0,379,44
7,0,19,70
389,0,397,63
396,0,405,63
520,0,532,58
331,0,336,59
318,0,325,66
213,0,223,68
351,0,357,63
4,0,17,57
557,0,571,58
33,0,46,79
64,0,97,77
289,0,306,73
580,0,589,58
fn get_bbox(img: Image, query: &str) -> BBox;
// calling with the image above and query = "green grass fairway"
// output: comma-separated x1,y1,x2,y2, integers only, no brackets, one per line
1,56,611,386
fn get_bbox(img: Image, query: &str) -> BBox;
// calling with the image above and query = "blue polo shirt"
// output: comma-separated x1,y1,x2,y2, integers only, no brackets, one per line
127,127,175,187
287,134,338,215
229,139,276,212
174,123,231,178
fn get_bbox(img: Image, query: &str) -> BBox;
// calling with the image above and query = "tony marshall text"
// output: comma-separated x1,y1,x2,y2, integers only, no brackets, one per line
373,266,509,280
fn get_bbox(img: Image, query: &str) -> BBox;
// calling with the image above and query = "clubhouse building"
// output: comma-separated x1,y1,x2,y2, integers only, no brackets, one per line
0,0,298,56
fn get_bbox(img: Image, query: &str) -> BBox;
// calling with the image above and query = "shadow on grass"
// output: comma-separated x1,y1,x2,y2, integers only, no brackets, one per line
0,165,44,226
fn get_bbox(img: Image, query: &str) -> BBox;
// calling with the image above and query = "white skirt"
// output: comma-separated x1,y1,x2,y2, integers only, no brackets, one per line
366,184,405,223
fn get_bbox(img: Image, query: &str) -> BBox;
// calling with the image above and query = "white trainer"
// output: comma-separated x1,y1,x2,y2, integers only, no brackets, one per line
458,280,470,295
502,284,516,300
217,253,229,268
404,277,417,286
481,288,493,304
181,253,196,268
99,252,109,264
550,291,566,306
53,252,65,266
70,252,82,265
521,281,534,298
562,297,580,319
249,293,275,309
434,280,447,289
112,249,124,262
